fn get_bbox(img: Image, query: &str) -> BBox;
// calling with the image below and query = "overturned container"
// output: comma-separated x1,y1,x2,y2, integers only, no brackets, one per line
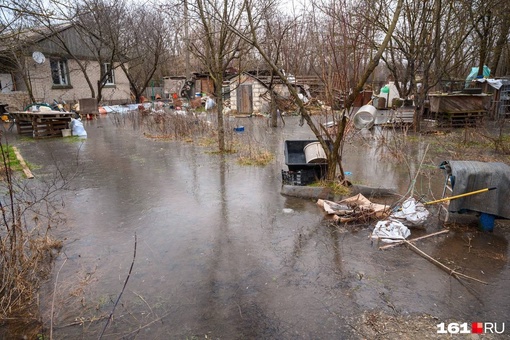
353,105,376,129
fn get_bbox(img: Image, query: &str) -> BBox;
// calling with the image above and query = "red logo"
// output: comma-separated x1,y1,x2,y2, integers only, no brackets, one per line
472,322,484,334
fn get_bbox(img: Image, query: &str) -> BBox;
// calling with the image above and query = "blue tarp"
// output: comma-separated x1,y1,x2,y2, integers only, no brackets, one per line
465,66,490,87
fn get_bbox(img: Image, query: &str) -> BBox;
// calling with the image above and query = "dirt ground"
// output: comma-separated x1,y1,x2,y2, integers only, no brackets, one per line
351,311,503,339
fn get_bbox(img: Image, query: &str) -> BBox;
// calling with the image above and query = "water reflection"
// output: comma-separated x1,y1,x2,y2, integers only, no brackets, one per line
5,115,508,338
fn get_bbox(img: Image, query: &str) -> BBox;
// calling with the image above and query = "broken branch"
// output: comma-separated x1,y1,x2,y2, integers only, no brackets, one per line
403,240,488,285
379,229,449,250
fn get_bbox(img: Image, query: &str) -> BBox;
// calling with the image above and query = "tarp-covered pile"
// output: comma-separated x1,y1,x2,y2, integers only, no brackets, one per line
441,160,510,219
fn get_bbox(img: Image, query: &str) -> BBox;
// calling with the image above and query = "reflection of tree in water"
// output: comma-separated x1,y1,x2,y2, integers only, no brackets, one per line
237,302,289,338
198,154,290,338
430,222,508,317
433,223,508,276
283,222,348,282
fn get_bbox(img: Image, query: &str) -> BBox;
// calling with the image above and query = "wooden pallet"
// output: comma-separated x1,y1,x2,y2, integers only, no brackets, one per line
11,111,74,138
434,110,485,128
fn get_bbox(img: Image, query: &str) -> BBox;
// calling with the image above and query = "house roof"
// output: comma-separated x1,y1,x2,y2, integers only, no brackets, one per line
0,23,73,53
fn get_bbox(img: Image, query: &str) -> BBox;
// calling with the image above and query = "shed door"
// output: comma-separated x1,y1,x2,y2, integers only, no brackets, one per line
237,84,253,114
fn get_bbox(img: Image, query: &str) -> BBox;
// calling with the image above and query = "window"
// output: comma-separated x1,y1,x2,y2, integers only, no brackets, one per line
50,59,69,86
102,63,115,85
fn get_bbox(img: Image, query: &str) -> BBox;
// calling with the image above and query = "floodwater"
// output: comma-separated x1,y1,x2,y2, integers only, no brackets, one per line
6,115,510,338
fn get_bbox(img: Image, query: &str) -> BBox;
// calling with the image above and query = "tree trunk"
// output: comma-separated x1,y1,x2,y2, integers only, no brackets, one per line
489,16,510,76
270,91,278,127
97,80,103,104
215,79,225,152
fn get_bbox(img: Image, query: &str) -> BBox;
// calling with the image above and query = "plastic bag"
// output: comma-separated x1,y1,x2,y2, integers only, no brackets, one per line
391,197,429,226
205,98,215,110
371,220,410,243
70,118,87,137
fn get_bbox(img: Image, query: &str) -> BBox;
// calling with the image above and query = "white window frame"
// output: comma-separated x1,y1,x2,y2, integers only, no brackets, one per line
102,62,115,85
50,59,69,86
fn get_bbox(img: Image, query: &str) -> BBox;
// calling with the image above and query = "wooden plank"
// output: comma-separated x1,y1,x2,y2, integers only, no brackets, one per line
12,146,34,179
429,94,490,113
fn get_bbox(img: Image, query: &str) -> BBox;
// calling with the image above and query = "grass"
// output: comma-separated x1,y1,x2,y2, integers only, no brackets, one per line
3,146,22,171
1,145,37,175
0,140,64,338
237,149,274,166
196,136,217,147
310,179,352,196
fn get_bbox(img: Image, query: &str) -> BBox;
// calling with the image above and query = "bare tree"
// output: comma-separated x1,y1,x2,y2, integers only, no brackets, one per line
467,0,510,78
72,0,131,103
0,0,46,102
236,0,402,181
188,0,248,152
255,7,297,127
488,3,510,76
3,0,130,102
118,7,172,103
373,0,478,131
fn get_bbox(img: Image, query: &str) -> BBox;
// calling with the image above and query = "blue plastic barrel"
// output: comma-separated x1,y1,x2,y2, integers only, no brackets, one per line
479,213,495,232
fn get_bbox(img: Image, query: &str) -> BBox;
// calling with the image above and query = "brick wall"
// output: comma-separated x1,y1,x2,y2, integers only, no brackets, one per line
19,56,131,106
0,92,31,111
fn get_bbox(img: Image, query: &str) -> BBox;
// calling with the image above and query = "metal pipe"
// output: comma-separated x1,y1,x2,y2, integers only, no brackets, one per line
424,187,497,205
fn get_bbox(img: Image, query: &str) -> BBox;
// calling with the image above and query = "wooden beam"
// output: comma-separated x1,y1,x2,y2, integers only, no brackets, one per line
12,146,34,179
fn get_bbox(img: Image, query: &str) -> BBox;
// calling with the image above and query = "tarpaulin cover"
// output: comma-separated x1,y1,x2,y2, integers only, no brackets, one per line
440,160,510,219
465,66,490,87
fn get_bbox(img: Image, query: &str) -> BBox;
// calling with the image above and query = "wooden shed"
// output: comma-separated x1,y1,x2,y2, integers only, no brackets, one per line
229,73,292,115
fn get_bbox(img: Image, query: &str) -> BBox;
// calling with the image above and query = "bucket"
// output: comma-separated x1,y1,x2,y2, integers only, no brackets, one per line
479,213,495,232
376,97,386,109
61,128,71,137
303,142,327,163
353,105,376,129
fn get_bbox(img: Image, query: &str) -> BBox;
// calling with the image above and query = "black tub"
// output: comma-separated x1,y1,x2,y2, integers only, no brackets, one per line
283,140,329,185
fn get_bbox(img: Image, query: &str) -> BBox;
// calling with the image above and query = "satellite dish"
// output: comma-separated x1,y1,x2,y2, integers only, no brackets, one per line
32,51,46,64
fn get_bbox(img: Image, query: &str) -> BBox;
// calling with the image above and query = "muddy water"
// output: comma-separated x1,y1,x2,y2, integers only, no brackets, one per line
9,116,510,338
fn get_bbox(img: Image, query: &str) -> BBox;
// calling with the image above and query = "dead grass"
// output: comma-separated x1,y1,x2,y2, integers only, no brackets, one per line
117,107,277,166
311,179,352,196
0,139,66,338
237,149,274,166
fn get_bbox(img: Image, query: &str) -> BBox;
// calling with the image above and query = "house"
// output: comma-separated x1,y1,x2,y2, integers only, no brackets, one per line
0,23,131,111
163,73,215,100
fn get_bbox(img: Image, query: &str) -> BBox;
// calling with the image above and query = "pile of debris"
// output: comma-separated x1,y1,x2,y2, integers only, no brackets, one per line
318,195,430,243
317,193,391,223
